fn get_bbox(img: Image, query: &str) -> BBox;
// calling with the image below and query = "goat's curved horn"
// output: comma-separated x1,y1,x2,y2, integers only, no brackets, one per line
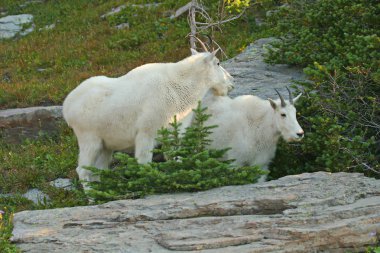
286,87,293,104
191,35,208,52
275,88,286,107
206,34,213,51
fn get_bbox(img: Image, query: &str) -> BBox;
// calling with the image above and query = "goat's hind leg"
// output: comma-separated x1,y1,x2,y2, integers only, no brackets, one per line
76,133,104,183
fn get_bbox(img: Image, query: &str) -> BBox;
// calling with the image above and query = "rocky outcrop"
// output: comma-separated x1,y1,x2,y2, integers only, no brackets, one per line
0,106,62,144
224,37,306,99
11,172,380,252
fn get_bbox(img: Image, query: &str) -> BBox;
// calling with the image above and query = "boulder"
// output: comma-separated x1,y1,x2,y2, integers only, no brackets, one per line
22,188,50,204
11,172,380,252
224,37,306,99
49,178,74,191
0,106,63,144
0,14,34,39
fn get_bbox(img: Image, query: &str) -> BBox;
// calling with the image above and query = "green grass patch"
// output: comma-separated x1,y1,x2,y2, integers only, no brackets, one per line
0,0,267,109
0,206,20,253
0,124,78,193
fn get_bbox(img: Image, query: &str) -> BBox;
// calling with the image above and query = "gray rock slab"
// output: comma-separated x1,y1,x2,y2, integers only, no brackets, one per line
22,188,49,204
0,106,63,144
11,172,380,252
0,14,34,39
223,37,306,99
49,178,74,191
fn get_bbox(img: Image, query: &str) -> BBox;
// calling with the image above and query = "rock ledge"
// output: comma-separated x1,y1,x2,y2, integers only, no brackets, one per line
12,172,380,252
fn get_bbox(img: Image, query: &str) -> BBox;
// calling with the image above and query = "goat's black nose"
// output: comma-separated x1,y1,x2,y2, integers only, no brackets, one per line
297,131,304,138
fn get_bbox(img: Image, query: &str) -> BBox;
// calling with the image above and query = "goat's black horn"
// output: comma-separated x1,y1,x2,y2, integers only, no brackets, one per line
206,34,213,51
286,87,293,104
275,88,286,107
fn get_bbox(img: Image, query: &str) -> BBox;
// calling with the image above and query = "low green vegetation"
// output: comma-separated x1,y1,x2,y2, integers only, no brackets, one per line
0,125,77,193
0,0,265,108
266,0,379,179
366,246,380,253
0,206,19,253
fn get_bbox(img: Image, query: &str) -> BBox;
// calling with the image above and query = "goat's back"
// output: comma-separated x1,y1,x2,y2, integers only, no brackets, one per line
203,94,277,167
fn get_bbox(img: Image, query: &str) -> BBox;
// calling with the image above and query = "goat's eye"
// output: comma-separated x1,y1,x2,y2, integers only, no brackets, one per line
217,62,220,66
281,113,286,117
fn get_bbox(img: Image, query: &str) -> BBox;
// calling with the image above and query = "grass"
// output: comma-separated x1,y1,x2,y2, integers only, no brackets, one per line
0,123,88,207
0,0,268,109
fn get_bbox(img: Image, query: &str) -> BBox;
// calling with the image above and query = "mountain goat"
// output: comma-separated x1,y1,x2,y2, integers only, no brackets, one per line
202,88,304,181
63,49,234,183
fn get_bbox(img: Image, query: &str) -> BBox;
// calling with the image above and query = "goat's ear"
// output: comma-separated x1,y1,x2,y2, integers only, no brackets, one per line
268,98,277,110
190,48,198,55
204,52,215,63
212,48,220,56
293,93,302,104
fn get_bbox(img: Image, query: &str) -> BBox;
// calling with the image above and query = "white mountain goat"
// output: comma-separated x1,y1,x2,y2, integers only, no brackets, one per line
63,48,234,183
202,88,304,181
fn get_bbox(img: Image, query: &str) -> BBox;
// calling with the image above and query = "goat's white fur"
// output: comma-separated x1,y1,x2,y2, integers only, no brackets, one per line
63,50,234,183
201,92,303,181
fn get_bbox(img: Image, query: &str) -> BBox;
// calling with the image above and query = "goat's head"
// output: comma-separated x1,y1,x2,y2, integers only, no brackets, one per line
189,37,234,96
268,87,304,142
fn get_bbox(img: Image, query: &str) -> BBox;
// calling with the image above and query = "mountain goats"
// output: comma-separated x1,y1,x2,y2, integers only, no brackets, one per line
63,49,234,183
202,88,304,181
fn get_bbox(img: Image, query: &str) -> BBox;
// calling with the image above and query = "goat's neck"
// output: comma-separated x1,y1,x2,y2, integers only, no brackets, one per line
171,64,209,100
164,66,208,117
247,103,281,145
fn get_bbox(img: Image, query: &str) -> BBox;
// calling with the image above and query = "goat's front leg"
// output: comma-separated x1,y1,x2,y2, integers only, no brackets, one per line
135,131,155,164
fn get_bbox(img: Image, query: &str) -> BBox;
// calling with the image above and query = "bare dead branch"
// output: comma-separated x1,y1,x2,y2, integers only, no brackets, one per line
189,0,197,49
186,0,250,55
170,2,192,19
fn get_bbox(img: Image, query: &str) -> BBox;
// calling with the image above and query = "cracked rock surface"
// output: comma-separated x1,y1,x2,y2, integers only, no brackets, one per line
11,172,380,252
